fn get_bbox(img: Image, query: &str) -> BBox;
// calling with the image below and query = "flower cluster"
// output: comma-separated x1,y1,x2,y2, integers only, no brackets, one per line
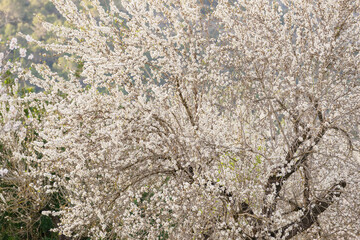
0,168,8,177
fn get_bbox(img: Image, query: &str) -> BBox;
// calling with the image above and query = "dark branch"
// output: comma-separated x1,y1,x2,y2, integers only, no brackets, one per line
273,180,346,240
175,77,196,127
302,162,311,207
263,128,309,217
263,125,327,218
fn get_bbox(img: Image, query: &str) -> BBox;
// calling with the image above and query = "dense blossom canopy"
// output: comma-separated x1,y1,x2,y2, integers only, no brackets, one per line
1,0,360,239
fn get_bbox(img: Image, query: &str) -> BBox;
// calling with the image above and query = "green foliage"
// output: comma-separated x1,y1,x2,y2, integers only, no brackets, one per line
74,61,84,78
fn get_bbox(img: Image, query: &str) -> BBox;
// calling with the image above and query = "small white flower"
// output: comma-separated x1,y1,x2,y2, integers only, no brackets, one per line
3,122,12,132
25,35,33,42
0,168,9,177
28,54,34,60
19,48,27,58
13,121,22,130
9,105,18,117
9,38,18,50
42,211,52,216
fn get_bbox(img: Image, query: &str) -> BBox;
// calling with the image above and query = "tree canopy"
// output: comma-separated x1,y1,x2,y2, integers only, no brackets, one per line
0,0,359,239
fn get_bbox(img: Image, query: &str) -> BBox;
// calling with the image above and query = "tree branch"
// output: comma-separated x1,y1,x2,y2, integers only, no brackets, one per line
302,162,311,207
175,77,196,127
273,180,346,240
263,128,309,217
263,124,327,218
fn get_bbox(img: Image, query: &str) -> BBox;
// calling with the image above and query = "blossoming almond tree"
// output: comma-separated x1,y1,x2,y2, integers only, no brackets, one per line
2,0,360,239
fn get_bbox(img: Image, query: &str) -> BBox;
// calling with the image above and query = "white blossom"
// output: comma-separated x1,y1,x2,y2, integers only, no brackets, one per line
0,168,8,177
9,38,18,50
19,48,27,58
